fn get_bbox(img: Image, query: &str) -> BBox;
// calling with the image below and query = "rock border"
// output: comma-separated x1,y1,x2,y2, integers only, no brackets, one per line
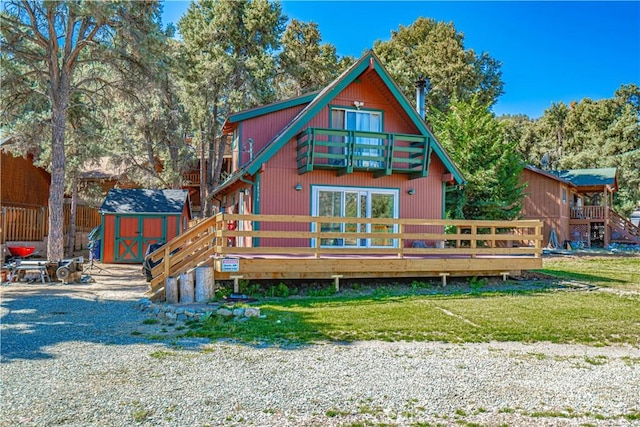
138,298,261,322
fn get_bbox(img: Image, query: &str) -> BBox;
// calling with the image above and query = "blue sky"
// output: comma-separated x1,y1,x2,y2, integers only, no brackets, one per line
162,1,640,119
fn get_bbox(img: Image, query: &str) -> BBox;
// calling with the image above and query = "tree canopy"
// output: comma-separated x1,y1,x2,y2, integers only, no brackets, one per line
373,17,504,113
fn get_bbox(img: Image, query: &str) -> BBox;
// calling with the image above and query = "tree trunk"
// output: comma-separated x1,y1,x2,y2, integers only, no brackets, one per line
47,75,70,262
199,128,207,218
65,177,78,257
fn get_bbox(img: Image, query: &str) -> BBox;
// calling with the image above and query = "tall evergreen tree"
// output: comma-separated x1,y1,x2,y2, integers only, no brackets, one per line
176,0,286,216
276,19,353,98
431,97,525,220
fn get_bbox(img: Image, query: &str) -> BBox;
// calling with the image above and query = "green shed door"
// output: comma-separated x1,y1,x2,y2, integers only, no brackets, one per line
115,216,166,263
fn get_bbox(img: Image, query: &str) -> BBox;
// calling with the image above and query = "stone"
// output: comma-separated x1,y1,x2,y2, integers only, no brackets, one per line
185,309,196,317
244,307,260,317
177,314,187,321
233,308,245,317
175,307,185,315
166,312,177,320
217,308,233,317
153,306,161,316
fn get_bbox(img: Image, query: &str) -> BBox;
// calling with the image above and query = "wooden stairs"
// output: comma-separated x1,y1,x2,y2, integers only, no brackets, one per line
608,208,640,245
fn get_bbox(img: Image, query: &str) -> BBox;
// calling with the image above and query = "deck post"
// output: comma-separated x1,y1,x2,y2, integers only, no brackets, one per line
314,221,321,258
398,224,404,258
439,272,450,287
490,226,496,248
195,266,215,302
230,275,243,293
166,277,178,304
179,271,195,303
332,274,343,292
500,271,510,281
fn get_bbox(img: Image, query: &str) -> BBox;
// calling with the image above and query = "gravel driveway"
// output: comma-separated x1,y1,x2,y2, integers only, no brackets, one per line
1,264,639,426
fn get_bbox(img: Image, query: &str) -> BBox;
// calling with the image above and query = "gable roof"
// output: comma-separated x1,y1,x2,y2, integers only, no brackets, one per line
524,165,575,187
215,50,464,193
100,189,190,216
556,168,618,189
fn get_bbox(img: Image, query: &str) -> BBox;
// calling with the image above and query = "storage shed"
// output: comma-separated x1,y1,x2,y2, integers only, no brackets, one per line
99,189,191,263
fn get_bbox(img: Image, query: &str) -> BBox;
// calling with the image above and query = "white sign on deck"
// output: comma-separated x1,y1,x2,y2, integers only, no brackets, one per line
221,257,240,273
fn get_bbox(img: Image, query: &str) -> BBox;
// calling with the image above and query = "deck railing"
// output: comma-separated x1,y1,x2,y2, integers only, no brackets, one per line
147,213,543,296
182,172,200,185
570,205,605,220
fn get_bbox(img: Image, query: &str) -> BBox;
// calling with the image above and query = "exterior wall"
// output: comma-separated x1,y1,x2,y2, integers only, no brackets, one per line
236,105,307,167
0,151,50,207
521,168,570,246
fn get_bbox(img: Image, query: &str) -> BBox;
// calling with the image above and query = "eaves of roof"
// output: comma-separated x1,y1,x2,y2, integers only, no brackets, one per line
524,165,576,187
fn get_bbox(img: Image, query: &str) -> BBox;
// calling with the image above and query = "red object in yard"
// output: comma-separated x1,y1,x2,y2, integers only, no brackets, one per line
7,246,35,258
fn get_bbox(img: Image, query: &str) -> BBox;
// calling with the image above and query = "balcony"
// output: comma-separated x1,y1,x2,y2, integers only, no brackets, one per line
182,172,200,186
570,206,605,220
296,127,432,179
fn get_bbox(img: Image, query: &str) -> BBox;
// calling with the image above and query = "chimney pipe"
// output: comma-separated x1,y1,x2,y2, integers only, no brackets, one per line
415,76,430,119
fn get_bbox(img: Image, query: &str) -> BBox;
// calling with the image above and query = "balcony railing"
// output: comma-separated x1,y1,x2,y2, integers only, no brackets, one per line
296,127,432,179
183,172,200,186
570,206,605,220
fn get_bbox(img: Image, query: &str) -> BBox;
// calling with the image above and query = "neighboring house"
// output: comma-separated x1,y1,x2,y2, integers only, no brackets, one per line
0,150,50,209
521,166,640,247
99,189,191,263
1,149,51,244
211,51,464,248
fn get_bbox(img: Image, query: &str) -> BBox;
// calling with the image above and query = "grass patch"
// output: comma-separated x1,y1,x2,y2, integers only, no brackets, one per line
184,258,639,346
185,291,640,346
540,257,640,290
149,350,177,359
142,318,159,325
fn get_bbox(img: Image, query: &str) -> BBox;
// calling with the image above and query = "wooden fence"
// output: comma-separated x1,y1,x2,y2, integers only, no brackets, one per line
0,205,101,243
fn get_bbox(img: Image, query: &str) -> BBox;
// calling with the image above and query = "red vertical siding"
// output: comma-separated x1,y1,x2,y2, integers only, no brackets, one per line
521,168,570,245
102,214,115,263
238,105,307,166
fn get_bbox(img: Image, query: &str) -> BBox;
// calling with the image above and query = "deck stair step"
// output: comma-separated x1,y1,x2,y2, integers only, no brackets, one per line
608,208,640,244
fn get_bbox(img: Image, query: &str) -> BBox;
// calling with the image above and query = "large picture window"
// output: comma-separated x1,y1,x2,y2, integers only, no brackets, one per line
312,186,398,248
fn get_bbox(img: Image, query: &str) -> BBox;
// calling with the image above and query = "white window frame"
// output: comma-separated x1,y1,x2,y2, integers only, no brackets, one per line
311,185,399,248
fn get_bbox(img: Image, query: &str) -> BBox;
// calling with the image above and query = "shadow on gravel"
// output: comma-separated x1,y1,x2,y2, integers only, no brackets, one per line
0,292,153,363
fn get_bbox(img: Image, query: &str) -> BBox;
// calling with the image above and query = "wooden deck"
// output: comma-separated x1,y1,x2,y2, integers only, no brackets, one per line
146,214,543,301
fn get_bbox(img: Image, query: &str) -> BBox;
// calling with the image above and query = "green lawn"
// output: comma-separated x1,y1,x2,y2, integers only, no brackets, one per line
540,256,640,290
185,256,640,347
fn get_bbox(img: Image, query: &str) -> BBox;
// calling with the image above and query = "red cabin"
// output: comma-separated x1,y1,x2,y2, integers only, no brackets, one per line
212,51,464,248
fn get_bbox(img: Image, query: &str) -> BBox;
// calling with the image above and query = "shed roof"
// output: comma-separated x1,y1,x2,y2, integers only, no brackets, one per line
556,168,618,189
100,189,190,215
